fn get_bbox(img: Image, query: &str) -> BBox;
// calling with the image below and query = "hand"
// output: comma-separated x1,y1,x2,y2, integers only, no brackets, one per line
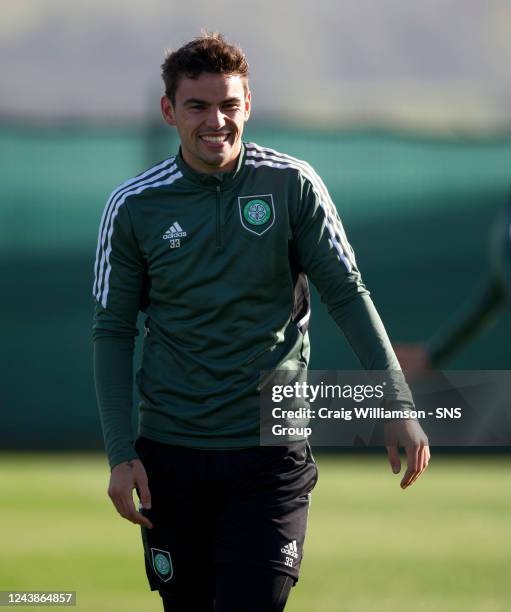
384,420,430,489
394,343,432,378
108,459,153,528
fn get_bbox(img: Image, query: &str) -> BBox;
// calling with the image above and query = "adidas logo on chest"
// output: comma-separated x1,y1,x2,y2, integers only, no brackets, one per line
163,221,187,239
163,221,187,248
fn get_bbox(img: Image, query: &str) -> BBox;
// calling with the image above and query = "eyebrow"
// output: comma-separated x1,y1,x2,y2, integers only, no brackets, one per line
183,97,243,106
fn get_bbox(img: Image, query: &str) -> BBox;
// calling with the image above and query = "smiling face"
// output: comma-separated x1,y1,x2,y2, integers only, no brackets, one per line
161,72,251,174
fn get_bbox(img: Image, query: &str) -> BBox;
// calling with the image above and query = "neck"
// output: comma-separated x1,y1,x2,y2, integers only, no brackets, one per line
181,146,242,175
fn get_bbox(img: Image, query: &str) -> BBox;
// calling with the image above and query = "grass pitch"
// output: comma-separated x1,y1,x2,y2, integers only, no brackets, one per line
1,453,510,611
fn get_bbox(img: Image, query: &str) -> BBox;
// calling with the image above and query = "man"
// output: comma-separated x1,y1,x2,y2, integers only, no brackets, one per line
93,32,430,611
396,201,511,373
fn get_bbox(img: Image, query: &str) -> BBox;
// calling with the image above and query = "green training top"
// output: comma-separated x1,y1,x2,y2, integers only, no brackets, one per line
93,142,405,469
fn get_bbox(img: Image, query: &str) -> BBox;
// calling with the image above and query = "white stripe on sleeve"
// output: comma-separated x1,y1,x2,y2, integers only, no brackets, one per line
96,170,183,308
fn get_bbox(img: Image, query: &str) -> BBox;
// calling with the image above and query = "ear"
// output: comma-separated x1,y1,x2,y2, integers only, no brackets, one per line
161,96,176,126
244,90,251,121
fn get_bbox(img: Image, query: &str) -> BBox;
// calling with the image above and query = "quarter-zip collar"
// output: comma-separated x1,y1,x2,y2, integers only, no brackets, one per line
175,142,247,190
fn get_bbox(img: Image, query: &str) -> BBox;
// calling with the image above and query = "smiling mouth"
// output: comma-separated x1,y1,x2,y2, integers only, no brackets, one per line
199,134,231,144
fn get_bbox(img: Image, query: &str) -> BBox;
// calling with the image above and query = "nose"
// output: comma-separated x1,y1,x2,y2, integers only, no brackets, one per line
206,106,226,130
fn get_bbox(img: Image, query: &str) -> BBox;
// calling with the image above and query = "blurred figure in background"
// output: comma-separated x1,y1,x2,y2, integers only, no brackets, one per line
396,200,511,374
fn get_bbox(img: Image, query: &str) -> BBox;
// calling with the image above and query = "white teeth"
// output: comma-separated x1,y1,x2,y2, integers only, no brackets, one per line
201,135,229,143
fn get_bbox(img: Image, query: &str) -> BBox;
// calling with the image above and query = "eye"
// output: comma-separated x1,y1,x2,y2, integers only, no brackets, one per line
185,102,206,112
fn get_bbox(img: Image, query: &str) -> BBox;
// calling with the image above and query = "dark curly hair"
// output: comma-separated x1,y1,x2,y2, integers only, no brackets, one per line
161,31,249,105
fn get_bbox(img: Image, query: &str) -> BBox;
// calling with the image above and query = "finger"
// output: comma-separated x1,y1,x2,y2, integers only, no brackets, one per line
109,486,152,528
418,445,431,479
419,444,431,472
108,485,131,517
129,509,154,529
118,496,153,529
407,446,427,487
420,445,430,471
400,467,415,489
407,444,431,487
401,446,419,489
135,475,152,510
386,446,401,474
114,490,136,520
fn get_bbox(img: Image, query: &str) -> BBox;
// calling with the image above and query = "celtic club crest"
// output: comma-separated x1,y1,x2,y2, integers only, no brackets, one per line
238,194,275,235
151,548,173,582
244,199,271,225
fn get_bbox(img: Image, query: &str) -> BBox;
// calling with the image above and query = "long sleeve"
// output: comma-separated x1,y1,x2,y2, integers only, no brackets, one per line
94,334,138,469
290,168,412,407
92,195,145,469
290,170,400,368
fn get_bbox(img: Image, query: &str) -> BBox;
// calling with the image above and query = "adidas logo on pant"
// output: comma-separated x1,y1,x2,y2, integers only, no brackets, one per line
281,540,299,559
